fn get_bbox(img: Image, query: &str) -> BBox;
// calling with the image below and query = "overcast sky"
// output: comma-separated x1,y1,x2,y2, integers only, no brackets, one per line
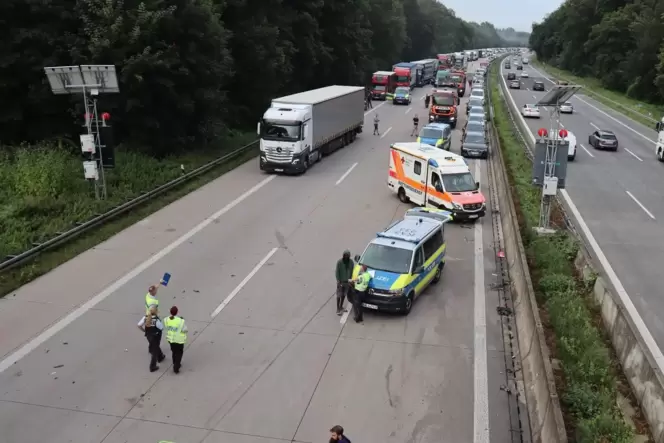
441,0,564,32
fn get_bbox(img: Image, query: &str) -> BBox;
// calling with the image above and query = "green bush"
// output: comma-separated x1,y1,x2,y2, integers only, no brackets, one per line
489,60,635,442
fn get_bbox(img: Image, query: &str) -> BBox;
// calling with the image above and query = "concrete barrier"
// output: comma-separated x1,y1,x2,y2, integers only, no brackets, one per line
497,56,664,443
488,88,568,441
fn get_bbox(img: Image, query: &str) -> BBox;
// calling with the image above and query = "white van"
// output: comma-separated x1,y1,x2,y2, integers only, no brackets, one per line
550,131,577,160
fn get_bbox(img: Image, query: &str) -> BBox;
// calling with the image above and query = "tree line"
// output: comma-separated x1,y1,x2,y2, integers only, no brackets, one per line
529,0,664,105
1,0,518,157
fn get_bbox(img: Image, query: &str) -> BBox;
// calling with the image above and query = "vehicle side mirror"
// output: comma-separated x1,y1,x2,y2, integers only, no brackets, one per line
435,183,443,192
256,122,261,135
413,265,424,275
475,181,480,189
354,254,361,262
657,122,662,132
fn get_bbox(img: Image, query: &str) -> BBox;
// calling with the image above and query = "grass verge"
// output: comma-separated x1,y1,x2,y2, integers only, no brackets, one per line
489,60,647,442
0,135,258,297
531,57,663,129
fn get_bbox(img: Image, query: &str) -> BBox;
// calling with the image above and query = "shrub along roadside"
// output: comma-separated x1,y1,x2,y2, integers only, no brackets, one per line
0,132,256,297
489,62,637,442
531,57,663,129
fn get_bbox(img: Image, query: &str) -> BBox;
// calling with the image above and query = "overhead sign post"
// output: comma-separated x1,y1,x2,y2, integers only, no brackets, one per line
532,84,581,234
44,65,119,200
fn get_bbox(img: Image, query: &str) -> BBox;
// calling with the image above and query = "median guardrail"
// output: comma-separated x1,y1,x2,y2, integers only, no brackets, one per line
497,57,664,443
0,140,259,272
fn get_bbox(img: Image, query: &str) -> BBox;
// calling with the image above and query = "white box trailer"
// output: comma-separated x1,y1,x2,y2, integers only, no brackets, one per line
258,85,365,174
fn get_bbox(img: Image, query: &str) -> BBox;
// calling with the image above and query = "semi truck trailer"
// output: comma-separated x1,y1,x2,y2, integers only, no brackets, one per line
257,85,365,174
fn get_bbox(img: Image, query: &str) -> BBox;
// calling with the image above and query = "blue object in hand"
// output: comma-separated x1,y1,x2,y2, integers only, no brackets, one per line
161,272,171,286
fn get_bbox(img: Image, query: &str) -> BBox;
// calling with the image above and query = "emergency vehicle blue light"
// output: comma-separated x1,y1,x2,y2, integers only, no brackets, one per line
428,158,439,168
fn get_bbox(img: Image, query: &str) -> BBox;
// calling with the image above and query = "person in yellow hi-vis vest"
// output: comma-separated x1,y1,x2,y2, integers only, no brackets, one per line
350,264,371,323
164,306,188,373
145,281,162,315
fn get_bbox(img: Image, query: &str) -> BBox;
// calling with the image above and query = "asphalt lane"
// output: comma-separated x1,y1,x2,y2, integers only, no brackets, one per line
0,61,518,443
501,59,664,349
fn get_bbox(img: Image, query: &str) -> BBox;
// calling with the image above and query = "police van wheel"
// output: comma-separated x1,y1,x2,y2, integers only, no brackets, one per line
432,264,443,284
398,187,410,203
402,294,413,315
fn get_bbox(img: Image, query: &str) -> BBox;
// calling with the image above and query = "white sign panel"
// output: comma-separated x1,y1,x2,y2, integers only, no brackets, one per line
80,134,95,153
83,161,98,180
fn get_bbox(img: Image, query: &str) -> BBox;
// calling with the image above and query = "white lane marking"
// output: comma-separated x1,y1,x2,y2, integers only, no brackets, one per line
211,247,279,318
380,127,393,139
364,101,386,116
473,160,489,442
501,64,664,369
405,107,412,114
340,307,351,324
558,122,565,128
624,148,643,162
625,191,655,219
335,162,358,186
532,95,537,99
579,144,595,157
590,122,600,130
528,65,656,144
0,175,277,374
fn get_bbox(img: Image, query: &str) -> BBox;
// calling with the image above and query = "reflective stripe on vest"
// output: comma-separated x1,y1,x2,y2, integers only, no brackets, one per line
145,294,159,314
164,316,186,344
355,271,371,292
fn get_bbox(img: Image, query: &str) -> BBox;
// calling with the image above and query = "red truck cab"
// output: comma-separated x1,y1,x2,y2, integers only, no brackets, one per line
371,71,397,100
428,89,459,128
450,70,467,96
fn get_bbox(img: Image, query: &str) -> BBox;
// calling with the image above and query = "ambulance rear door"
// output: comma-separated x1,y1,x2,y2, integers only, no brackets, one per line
389,147,426,205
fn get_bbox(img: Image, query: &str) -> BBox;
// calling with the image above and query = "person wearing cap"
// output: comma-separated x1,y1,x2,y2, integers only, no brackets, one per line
163,306,188,373
145,282,161,315
335,250,354,315
137,305,166,372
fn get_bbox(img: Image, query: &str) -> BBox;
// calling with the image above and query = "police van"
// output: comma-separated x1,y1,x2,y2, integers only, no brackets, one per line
352,211,451,315
387,142,486,220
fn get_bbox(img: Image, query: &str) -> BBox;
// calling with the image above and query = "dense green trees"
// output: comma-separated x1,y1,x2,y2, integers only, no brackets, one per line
530,0,664,104
1,0,515,155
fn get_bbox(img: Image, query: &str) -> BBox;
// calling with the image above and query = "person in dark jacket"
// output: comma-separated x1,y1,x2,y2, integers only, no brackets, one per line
137,306,166,372
330,425,351,443
335,250,354,315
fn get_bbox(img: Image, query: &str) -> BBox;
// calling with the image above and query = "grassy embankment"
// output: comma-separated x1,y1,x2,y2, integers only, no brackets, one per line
531,57,663,128
489,61,649,442
0,132,257,297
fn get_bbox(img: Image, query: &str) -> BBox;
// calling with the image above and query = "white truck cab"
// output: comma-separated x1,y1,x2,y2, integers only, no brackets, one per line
655,117,664,162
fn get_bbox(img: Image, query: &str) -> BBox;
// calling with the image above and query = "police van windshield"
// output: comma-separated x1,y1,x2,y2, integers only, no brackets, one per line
442,172,477,192
395,87,409,95
261,120,301,142
361,243,413,275
420,128,443,139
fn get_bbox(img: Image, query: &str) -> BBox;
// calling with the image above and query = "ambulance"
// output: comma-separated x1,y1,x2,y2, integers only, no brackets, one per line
387,142,486,220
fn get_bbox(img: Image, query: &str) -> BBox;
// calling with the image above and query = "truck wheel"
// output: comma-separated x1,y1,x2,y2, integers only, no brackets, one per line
301,155,310,173
398,187,410,203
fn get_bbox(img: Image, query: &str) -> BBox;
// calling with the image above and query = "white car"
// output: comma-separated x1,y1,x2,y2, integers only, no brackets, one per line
559,102,574,114
470,88,485,100
520,71,529,78
551,131,577,160
521,104,540,118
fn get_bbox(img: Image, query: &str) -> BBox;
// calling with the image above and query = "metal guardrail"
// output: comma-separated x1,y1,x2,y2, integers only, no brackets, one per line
0,140,259,272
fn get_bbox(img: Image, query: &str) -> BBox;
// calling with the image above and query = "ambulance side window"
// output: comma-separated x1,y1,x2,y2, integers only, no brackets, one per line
431,172,442,191
414,161,422,175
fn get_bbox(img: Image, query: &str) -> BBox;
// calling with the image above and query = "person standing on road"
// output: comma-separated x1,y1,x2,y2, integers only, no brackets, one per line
366,90,373,109
145,282,161,315
335,250,354,315
410,114,419,136
164,306,188,373
330,425,352,443
373,114,380,135
138,305,166,372
350,264,371,323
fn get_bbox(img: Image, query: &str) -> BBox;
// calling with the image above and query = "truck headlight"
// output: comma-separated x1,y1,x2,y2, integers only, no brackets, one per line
452,202,463,210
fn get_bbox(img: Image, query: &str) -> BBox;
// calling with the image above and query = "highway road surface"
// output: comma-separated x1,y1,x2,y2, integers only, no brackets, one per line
0,61,522,443
500,58,664,351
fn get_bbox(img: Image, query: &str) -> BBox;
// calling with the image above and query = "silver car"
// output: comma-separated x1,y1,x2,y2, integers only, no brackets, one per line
467,112,486,126
559,102,573,114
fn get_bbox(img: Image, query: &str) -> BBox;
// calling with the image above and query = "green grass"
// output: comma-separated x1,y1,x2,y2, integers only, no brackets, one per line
489,60,638,442
531,57,664,129
0,132,258,297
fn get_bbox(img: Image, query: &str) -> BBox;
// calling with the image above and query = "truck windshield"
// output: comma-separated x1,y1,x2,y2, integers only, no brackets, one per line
261,120,300,141
361,244,412,275
432,95,454,106
396,75,410,83
450,75,462,83
442,172,476,192
373,85,386,91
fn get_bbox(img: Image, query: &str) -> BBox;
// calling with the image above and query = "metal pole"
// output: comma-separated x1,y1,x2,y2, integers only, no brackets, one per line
92,98,107,199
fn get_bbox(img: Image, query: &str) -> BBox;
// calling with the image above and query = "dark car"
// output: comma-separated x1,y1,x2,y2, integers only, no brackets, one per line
461,131,489,159
507,72,516,80
516,64,523,70
505,62,511,69
589,130,619,151
533,81,545,91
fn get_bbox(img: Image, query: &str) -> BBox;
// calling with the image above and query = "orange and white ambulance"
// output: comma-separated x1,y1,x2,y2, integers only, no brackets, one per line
388,142,486,220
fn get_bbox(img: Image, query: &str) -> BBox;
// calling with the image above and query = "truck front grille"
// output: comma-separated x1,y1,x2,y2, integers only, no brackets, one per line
463,203,482,211
265,147,294,163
